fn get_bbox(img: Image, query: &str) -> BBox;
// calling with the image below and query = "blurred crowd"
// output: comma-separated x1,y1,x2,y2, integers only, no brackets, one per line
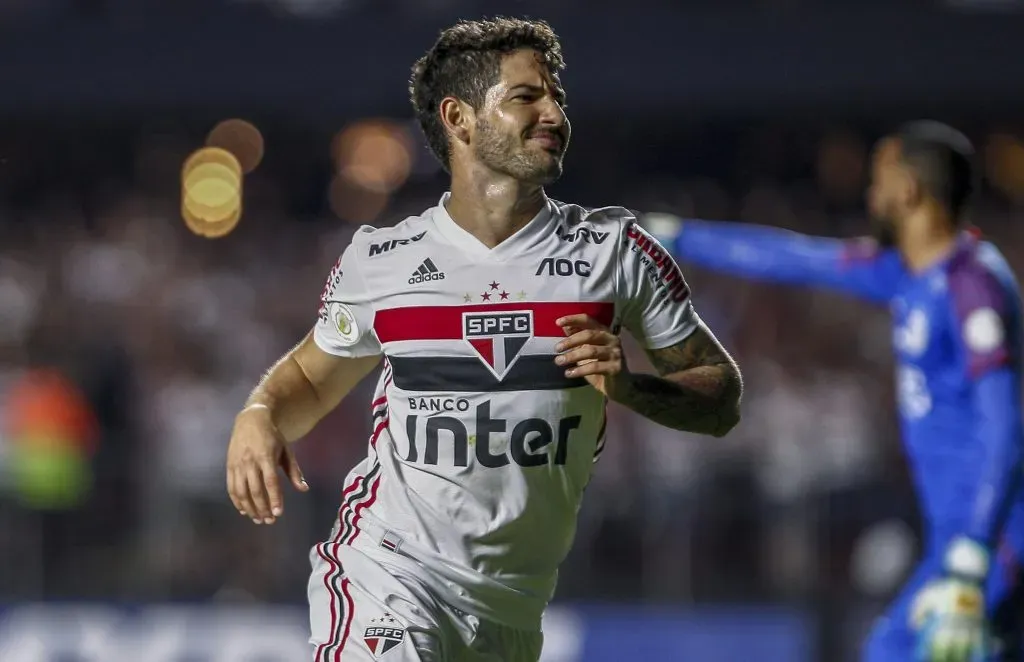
0,0,963,23
1,114,1023,616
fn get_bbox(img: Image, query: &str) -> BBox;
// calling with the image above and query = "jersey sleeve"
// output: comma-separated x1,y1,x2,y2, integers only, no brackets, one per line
947,260,1023,547
948,264,1014,379
313,241,382,358
617,218,700,349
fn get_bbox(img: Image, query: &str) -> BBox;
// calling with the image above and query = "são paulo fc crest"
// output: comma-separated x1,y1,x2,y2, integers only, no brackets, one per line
364,614,405,658
463,310,534,380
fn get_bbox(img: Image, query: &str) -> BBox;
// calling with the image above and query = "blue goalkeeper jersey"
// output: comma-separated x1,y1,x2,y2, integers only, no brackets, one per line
672,221,1024,551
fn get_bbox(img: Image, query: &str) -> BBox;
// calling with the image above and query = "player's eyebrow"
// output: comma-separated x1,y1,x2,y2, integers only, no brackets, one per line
508,83,567,104
508,83,545,94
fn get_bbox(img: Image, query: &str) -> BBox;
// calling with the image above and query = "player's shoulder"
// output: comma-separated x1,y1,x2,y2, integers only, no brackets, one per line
948,236,1013,280
343,210,434,261
549,200,644,247
551,200,638,229
945,235,1019,311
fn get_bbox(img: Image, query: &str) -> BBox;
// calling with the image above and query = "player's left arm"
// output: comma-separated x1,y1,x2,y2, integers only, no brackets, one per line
621,320,742,436
949,268,1024,570
556,217,742,436
556,316,741,436
910,265,1023,661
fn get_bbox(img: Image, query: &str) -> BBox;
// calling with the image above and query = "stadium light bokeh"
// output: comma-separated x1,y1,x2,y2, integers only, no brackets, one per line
206,119,265,175
180,146,244,238
985,133,1024,202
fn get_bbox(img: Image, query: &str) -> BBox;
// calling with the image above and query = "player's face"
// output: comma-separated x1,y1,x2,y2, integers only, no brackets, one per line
471,49,570,185
866,138,906,246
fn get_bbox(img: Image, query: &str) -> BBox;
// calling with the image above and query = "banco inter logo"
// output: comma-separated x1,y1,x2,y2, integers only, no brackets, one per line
408,258,445,285
463,310,533,380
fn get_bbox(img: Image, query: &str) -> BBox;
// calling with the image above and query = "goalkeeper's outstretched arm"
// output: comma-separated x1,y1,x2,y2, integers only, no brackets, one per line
642,215,900,304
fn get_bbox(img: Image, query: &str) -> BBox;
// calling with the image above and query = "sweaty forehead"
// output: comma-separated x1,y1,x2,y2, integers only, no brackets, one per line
498,49,559,88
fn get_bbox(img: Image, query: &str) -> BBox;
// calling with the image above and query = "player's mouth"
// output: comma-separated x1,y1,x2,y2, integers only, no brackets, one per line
528,132,563,153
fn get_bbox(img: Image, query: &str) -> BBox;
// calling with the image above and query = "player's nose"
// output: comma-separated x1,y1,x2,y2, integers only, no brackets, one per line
536,95,567,129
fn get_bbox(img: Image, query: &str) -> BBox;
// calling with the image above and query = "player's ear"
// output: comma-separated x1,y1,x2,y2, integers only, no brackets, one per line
901,169,924,209
440,97,473,146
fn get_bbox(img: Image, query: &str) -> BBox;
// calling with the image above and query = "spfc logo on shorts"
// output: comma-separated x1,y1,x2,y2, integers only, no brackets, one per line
463,310,534,380
364,615,405,658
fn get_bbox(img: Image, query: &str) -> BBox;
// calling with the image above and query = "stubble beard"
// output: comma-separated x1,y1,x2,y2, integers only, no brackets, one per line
473,118,563,186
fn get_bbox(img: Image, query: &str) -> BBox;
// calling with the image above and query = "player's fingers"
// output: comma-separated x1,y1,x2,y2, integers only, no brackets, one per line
555,328,599,350
233,467,259,520
226,468,247,516
938,640,955,662
557,314,611,333
555,344,606,366
935,629,957,662
929,627,947,662
556,314,601,331
953,634,970,662
281,446,310,492
951,640,969,662
245,463,273,523
958,635,974,662
259,458,285,520
562,341,622,365
956,640,972,662
555,329,615,352
956,629,974,662
566,359,620,379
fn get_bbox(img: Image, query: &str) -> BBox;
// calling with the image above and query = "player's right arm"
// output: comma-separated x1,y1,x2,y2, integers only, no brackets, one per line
226,236,382,525
643,215,901,304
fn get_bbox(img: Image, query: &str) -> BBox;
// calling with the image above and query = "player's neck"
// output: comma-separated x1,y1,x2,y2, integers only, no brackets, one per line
898,207,959,273
445,169,547,249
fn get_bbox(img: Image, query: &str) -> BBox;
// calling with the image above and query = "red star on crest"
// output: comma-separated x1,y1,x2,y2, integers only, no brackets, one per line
480,292,491,301
499,291,509,300
489,281,501,290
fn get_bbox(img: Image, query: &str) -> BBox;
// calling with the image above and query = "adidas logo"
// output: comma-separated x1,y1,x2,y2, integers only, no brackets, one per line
408,258,446,285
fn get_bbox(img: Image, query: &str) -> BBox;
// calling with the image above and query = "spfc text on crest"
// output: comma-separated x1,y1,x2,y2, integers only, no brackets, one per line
364,624,405,657
463,310,534,380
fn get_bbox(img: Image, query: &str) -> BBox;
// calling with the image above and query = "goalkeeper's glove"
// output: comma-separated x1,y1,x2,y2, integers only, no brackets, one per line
911,537,993,662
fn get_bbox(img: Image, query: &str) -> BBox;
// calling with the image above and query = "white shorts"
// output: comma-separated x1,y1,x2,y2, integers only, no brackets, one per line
308,541,543,662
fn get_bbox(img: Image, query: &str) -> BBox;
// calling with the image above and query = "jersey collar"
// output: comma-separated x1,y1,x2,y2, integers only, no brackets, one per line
431,192,555,260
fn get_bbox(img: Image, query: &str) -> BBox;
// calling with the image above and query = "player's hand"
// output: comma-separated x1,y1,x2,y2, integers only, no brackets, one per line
912,577,991,662
226,405,309,525
554,314,628,397
911,538,993,662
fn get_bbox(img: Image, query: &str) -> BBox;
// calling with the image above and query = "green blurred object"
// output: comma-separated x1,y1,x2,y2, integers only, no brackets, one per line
10,438,92,510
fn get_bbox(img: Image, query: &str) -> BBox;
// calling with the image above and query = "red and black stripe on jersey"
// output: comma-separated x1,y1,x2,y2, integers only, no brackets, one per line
374,301,615,392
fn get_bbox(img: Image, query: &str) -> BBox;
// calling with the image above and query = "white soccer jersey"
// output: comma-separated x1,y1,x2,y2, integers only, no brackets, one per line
312,194,699,630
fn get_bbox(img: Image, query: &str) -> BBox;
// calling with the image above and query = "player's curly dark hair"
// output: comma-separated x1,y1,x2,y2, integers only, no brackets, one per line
409,17,565,172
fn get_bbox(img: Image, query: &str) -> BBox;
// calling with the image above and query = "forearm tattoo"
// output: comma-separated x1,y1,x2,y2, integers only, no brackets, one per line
614,324,743,436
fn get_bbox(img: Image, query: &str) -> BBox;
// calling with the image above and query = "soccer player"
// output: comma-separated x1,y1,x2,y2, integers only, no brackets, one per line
224,17,742,662
644,122,1024,662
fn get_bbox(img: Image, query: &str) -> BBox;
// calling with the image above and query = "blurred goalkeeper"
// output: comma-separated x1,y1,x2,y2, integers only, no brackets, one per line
646,122,1024,662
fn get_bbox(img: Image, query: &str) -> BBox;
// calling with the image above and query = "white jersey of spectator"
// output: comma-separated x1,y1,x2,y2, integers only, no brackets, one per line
307,194,698,659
